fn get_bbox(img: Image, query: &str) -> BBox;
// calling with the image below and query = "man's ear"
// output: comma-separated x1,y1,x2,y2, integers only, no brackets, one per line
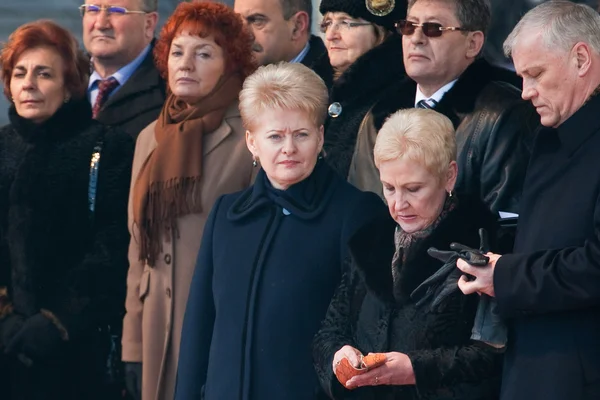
145,12,159,41
290,11,309,40
573,42,592,77
465,31,485,59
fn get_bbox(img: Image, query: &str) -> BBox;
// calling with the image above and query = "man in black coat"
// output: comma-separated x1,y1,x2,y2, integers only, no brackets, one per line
82,0,166,138
457,2,600,399
348,0,538,215
234,0,328,72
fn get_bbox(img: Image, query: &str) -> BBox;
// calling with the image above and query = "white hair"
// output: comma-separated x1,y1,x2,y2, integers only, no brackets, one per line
504,1,600,58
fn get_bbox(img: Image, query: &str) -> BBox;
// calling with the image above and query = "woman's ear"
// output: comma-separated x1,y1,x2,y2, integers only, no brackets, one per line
246,130,257,156
445,161,458,192
317,125,325,152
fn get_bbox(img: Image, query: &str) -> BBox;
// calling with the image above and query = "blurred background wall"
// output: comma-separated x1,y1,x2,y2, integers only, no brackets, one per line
0,0,598,126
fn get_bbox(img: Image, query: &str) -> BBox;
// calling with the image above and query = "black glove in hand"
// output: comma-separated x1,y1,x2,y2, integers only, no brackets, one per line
0,314,25,349
412,229,490,309
5,313,66,364
125,362,143,400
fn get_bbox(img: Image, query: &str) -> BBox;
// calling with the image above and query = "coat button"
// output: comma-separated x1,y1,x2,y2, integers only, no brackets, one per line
164,254,171,264
166,288,172,298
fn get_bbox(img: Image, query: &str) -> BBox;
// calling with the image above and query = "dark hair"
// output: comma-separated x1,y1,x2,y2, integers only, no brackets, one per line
0,20,89,101
154,0,256,80
141,0,158,12
408,0,491,35
281,0,312,30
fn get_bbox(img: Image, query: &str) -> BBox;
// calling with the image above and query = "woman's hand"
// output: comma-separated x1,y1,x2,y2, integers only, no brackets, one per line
345,352,416,388
332,345,363,372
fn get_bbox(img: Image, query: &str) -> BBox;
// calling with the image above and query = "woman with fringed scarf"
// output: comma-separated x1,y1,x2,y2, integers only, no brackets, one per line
121,2,257,400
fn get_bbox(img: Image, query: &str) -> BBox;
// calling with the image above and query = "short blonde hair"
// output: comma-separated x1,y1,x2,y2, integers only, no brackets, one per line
374,108,456,180
239,62,329,130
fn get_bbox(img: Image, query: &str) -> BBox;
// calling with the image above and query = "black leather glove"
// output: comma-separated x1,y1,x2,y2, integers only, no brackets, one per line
412,229,490,309
125,362,142,400
0,314,25,349
4,313,66,365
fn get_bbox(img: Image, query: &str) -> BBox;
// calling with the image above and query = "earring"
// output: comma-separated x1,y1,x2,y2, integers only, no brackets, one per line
252,156,258,168
64,95,71,104
448,190,453,198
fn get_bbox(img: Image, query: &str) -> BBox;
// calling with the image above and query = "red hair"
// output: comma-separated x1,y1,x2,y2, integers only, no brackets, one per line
0,20,89,101
154,1,256,80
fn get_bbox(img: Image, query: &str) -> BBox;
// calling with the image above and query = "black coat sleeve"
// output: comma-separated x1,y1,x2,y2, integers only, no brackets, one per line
45,128,134,337
174,196,221,399
494,193,600,317
312,265,366,399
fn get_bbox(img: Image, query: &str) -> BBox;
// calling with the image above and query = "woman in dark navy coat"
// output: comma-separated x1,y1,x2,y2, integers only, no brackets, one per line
174,63,387,400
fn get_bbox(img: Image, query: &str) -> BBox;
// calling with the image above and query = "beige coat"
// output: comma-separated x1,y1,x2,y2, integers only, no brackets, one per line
122,102,254,400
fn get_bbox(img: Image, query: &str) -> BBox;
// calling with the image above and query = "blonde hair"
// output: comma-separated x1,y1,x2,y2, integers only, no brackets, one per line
239,62,329,129
374,108,456,179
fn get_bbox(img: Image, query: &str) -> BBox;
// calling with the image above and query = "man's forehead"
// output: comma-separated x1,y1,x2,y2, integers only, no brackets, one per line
407,0,459,23
85,0,141,6
235,0,282,15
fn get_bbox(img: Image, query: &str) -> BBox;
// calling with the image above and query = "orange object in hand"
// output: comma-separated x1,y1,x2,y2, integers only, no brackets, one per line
334,353,387,389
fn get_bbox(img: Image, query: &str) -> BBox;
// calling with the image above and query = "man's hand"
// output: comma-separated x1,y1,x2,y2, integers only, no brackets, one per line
457,253,502,297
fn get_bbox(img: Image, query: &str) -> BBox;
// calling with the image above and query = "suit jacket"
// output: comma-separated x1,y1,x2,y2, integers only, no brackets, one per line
94,42,166,139
348,59,539,215
493,93,600,400
301,35,328,71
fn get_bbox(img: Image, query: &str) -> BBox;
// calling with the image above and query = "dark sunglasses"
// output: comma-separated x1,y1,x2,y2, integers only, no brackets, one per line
395,20,467,37
79,4,147,17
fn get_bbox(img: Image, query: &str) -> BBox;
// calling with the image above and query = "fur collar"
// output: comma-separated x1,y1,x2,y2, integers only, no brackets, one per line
372,58,518,131
349,195,497,305
9,99,93,144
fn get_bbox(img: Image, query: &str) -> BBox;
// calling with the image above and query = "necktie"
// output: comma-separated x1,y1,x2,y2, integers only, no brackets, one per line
416,98,438,109
92,77,119,118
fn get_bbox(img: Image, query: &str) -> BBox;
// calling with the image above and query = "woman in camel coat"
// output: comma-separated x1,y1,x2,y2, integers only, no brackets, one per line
121,3,256,400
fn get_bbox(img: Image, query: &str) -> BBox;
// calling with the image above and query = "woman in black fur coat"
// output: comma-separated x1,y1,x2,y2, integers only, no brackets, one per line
313,109,502,400
314,0,407,180
0,20,133,399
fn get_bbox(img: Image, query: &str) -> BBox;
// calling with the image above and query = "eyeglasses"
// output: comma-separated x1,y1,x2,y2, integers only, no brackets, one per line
319,19,372,34
395,20,467,38
79,4,148,17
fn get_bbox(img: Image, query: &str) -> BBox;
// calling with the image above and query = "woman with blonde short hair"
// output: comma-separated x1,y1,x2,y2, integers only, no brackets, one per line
313,108,503,399
174,62,387,400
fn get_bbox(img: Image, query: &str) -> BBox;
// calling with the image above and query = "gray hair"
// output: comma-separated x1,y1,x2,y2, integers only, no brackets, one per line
141,0,158,12
407,0,491,35
503,1,600,58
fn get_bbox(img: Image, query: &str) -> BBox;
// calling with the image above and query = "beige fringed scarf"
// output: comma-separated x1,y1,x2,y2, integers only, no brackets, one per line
133,73,243,266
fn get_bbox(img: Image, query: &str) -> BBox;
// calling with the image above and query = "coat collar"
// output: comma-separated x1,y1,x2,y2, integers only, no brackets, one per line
227,160,339,221
349,195,497,304
301,35,328,71
556,91,600,156
372,58,516,131
9,98,93,143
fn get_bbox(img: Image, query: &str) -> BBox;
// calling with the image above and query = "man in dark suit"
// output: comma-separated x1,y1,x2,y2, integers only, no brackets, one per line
234,0,327,69
82,0,166,138
457,2,600,399
348,0,537,215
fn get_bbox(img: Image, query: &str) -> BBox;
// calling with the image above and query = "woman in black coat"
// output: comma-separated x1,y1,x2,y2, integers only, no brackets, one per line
0,20,133,400
174,63,387,400
313,108,502,400
314,0,406,180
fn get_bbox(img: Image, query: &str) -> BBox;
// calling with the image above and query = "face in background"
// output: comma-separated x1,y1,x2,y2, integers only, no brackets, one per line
246,108,324,190
82,0,157,75
322,12,378,73
513,32,586,128
10,47,70,124
234,0,296,65
167,32,226,106
380,157,457,233
402,0,483,96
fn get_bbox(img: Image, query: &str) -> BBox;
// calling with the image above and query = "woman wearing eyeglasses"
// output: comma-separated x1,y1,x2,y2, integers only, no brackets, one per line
120,2,256,400
313,0,406,181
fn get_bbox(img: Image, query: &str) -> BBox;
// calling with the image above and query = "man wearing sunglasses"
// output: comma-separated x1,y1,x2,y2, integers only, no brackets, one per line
349,0,538,217
82,0,166,138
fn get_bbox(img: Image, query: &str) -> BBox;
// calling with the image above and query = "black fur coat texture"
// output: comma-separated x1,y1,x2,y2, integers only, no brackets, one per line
313,195,503,400
0,99,134,399
314,33,406,179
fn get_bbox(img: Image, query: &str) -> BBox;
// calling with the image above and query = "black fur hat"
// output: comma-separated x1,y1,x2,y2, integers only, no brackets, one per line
319,0,407,31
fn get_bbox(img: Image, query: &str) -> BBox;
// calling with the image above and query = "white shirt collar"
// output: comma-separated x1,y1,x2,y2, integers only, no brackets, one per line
414,79,458,107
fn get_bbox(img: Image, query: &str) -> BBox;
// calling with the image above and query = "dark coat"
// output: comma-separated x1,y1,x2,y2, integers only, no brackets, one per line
0,99,134,400
301,35,329,76
94,42,166,139
313,196,503,400
175,161,388,400
314,34,406,179
493,93,600,400
349,59,540,215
